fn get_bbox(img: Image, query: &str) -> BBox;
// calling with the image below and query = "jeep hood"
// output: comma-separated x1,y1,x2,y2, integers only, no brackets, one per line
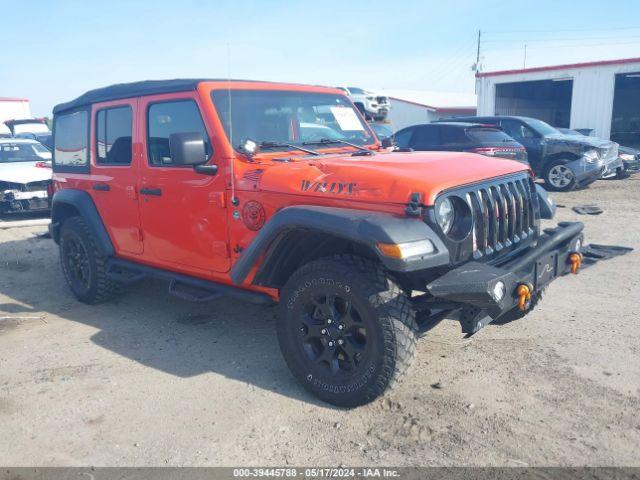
255,151,529,205
0,162,52,185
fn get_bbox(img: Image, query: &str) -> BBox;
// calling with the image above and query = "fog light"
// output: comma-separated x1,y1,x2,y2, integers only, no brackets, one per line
492,281,506,302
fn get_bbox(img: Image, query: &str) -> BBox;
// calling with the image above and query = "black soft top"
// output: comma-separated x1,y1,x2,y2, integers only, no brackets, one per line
52,79,211,114
52,78,328,114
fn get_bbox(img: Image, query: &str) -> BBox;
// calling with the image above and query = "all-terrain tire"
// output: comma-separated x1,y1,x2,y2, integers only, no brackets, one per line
277,254,418,408
59,216,120,304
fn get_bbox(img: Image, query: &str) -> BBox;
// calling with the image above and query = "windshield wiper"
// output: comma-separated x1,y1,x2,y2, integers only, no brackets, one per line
259,141,319,156
302,138,373,154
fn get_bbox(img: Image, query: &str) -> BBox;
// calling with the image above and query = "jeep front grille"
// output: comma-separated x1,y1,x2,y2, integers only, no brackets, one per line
467,175,537,259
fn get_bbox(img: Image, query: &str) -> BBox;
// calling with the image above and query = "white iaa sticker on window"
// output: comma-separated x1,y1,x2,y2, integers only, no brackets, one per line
330,106,364,131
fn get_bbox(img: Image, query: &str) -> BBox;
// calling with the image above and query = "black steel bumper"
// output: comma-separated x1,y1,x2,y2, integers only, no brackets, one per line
426,221,584,335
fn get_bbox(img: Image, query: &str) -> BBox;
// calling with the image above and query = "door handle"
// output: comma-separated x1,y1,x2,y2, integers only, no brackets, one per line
140,187,162,196
92,183,110,192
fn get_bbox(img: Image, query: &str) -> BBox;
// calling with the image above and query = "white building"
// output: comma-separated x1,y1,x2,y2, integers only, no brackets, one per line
381,90,477,131
476,57,640,147
0,97,31,125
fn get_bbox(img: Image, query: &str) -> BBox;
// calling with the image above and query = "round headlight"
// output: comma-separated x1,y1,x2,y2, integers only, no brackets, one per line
436,198,455,234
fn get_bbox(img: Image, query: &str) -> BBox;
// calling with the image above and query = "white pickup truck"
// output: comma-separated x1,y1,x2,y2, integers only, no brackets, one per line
337,86,389,121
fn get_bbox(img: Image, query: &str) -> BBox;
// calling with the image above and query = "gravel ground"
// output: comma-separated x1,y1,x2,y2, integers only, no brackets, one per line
0,177,639,467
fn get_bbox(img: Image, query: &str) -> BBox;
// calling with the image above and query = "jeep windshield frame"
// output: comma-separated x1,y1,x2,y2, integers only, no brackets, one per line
210,89,377,155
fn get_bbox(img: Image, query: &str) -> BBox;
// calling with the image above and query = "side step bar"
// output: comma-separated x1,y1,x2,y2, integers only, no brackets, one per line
105,258,274,305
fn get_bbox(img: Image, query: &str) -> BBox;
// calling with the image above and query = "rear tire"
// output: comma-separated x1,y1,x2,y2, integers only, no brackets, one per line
59,216,120,304
544,159,576,192
277,255,417,408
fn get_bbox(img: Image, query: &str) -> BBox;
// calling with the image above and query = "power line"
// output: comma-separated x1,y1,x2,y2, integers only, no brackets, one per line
487,39,640,51
485,25,640,34
483,34,640,44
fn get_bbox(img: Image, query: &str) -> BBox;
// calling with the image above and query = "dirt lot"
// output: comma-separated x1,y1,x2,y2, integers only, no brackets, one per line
0,177,639,467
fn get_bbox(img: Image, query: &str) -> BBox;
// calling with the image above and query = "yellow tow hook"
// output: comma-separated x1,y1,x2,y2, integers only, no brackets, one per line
569,252,582,275
516,283,533,311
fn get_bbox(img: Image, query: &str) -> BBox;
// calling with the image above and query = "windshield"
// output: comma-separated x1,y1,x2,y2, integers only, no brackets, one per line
211,90,374,152
524,118,560,136
0,142,51,163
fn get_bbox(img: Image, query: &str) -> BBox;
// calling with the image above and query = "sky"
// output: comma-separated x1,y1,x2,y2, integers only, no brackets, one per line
2,0,640,116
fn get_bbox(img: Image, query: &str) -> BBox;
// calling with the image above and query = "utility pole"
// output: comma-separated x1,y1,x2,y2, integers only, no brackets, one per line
523,44,527,69
474,29,482,94
475,29,482,72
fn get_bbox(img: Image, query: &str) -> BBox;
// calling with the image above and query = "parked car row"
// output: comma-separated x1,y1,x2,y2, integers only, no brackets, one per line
386,115,636,192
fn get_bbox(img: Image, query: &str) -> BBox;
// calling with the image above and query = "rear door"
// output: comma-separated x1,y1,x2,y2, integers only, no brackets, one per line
138,94,230,274
89,99,143,255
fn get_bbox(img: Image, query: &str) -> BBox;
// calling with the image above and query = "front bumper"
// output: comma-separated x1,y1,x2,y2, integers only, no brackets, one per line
601,156,624,178
1,189,50,213
426,221,584,335
622,157,640,173
567,158,604,187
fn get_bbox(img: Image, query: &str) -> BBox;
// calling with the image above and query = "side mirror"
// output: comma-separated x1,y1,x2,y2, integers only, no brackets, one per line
381,137,394,148
169,132,208,166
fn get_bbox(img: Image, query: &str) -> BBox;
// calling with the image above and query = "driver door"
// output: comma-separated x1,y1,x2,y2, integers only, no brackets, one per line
138,94,230,274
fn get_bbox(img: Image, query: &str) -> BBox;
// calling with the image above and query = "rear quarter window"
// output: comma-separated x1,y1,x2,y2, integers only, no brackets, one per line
53,109,90,172
466,128,515,143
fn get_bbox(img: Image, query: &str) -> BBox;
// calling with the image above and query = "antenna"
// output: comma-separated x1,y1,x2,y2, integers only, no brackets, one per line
227,42,238,206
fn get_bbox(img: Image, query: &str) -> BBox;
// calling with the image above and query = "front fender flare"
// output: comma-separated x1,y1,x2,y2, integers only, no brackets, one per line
230,205,449,285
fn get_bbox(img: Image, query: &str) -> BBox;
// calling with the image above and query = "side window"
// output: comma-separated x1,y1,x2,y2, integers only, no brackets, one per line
96,106,132,165
410,125,439,150
393,127,414,148
147,100,211,166
501,120,535,140
53,110,89,170
439,126,468,145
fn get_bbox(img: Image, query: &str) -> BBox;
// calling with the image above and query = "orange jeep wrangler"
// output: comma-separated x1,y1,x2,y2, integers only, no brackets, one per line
50,80,584,407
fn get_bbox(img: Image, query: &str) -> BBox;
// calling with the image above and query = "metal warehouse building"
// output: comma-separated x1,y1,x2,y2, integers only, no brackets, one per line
476,57,640,148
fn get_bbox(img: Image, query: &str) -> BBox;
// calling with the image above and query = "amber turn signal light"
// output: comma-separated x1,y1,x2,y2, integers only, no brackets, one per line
569,252,582,274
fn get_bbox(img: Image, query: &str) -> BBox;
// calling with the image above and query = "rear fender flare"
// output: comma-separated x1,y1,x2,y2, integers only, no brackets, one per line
50,189,114,256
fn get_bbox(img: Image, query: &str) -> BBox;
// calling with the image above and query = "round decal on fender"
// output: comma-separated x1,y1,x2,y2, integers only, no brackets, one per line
242,201,266,231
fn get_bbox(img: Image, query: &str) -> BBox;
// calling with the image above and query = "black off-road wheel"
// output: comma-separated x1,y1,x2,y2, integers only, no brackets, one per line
59,216,120,304
277,255,418,408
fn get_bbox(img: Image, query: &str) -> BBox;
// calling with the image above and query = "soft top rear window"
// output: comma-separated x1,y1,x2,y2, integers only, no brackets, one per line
466,128,516,143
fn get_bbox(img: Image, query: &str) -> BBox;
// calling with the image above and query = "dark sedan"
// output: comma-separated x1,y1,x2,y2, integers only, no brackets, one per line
444,116,609,191
393,122,528,163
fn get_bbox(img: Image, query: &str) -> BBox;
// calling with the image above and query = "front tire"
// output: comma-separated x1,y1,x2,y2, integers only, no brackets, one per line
59,216,120,304
277,255,418,407
544,159,576,192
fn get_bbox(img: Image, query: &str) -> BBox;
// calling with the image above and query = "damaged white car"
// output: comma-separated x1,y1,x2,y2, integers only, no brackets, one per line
0,138,52,215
